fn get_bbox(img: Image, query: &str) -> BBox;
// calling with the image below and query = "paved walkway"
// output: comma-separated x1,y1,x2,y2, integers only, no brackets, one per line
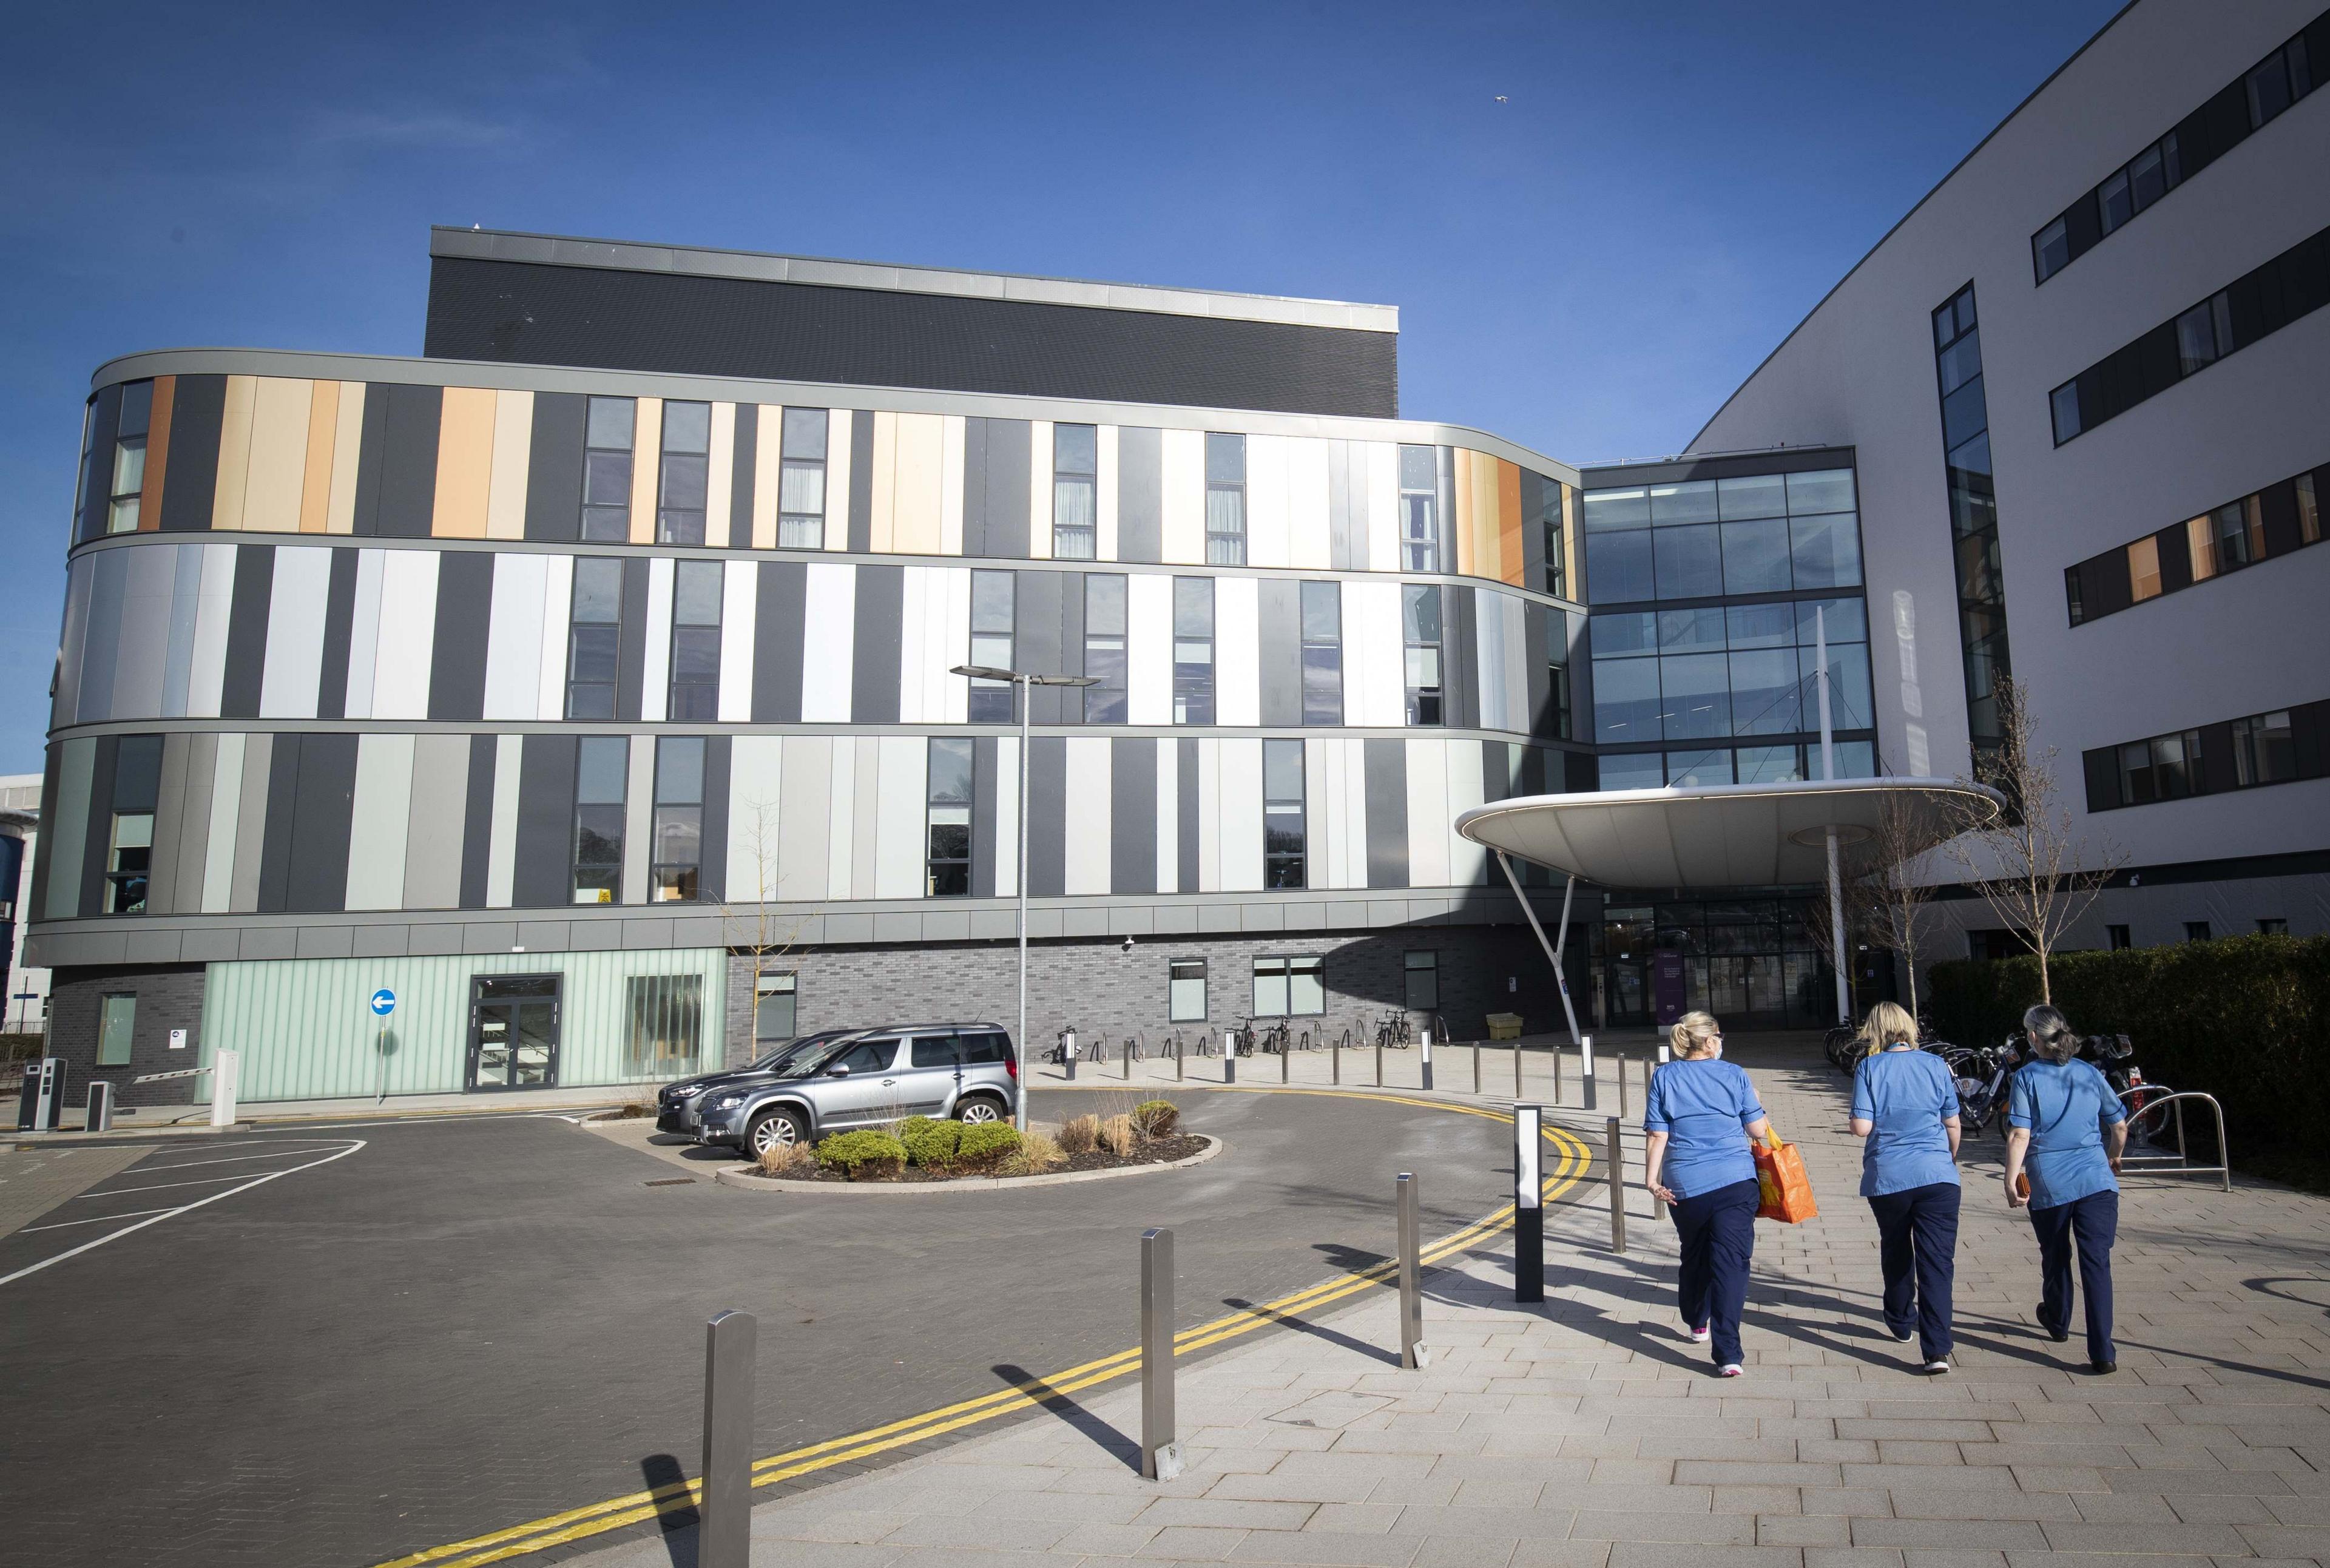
570,1040,2330,1568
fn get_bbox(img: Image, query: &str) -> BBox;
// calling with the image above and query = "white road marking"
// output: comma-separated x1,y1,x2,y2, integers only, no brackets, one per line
122,1146,353,1175
77,1172,322,1199
0,1140,365,1289
21,1206,178,1232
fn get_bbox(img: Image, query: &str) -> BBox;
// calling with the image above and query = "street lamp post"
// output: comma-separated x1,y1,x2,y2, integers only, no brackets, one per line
951,663,1098,1132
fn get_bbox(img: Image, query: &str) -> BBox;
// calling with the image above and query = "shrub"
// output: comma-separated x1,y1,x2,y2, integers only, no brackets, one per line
1059,1114,1100,1155
1928,934,2330,1181
955,1121,1022,1171
1002,1130,1067,1177
897,1115,962,1169
1131,1100,1180,1138
815,1129,907,1180
1098,1113,1136,1156
756,1141,819,1179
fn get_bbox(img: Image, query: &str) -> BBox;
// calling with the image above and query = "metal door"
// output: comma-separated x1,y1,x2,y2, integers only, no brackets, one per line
468,974,561,1090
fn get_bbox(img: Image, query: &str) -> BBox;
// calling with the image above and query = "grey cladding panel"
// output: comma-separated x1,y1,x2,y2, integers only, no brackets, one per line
1257,578,1301,727
1110,737,1156,896
1015,572,1065,723
963,418,1030,558
158,375,226,533
846,411,874,553
255,732,302,913
1363,737,1409,890
1026,736,1066,899
459,737,494,909
218,544,273,720
1116,428,1163,564
428,551,495,721
698,734,730,900
77,737,119,919
752,561,804,723
727,404,757,550
284,733,358,914
616,558,648,721
359,382,443,538
524,391,587,542
971,736,998,899
317,549,359,720
850,564,903,723
1177,738,1199,895
513,735,577,908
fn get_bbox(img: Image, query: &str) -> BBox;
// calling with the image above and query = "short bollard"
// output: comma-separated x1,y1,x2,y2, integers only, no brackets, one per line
1580,1033,1598,1112
1281,1038,1291,1084
1397,1172,1428,1368
1420,1027,1434,1092
1511,1040,1522,1098
1606,1116,1626,1254
1176,1036,1185,1082
1141,1228,1183,1481
1618,1052,1629,1121
1064,1028,1077,1083
1374,1037,1383,1087
1332,1035,1342,1085
700,1309,757,1568
1513,1103,1544,1303
1552,1044,1564,1105
1124,1039,1134,1080
210,1048,240,1128
1223,1031,1237,1084
1472,1042,1482,1095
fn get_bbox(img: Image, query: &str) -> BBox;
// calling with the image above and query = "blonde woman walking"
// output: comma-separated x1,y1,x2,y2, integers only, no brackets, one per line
1644,1010,1773,1377
1849,1001,1962,1374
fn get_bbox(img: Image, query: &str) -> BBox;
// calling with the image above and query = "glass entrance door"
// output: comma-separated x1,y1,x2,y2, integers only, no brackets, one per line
468,974,562,1090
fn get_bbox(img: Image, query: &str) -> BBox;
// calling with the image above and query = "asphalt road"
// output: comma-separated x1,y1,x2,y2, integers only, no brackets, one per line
0,1086,1573,1568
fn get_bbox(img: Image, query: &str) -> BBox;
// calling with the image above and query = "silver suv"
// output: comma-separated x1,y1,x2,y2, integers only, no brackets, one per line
694,1022,1018,1158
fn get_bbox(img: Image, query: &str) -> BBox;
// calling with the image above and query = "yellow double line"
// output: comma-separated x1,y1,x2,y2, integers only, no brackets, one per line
378,1091,1590,1568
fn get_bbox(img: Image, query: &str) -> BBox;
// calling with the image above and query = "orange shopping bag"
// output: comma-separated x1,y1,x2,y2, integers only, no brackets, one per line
1752,1128,1818,1223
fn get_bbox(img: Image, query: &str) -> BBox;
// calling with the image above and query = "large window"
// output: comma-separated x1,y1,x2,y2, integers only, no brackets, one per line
2084,698,2330,811
1205,433,1246,566
582,397,635,542
98,994,137,1066
1053,424,1098,561
2065,461,2326,627
106,735,162,915
1263,738,1305,890
2031,13,2325,284
1403,585,1442,726
107,380,153,535
778,408,829,549
650,737,703,902
1398,445,1439,571
1083,575,1127,722
669,561,721,721
1253,956,1325,1018
2233,710,2295,786
572,735,628,904
1299,581,1342,725
2050,218,2330,445
1590,598,1871,752
1172,577,1214,725
1169,958,1207,1022
927,737,973,896
1932,285,2011,755
566,558,624,720
1582,468,1860,606
624,974,703,1079
1403,951,1439,1013
657,400,711,544
968,570,1016,723
754,972,799,1044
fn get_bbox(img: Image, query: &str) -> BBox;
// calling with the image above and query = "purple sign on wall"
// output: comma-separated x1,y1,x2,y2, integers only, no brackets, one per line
1653,951,1686,1027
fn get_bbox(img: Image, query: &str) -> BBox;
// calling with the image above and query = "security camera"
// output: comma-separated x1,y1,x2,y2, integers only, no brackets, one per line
1121,936,1135,953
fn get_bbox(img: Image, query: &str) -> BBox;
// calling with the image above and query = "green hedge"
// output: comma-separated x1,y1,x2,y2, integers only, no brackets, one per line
1928,935,2330,1175
956,1121,1021,1166
815,1129,907,1178
896,1115,962,1168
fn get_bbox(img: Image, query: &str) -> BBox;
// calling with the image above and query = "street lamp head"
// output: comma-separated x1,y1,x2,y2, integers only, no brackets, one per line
950,664,1019,683
1030,674,1100,687
948,664,1098,688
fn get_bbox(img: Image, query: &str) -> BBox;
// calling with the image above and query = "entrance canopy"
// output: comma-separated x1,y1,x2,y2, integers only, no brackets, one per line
1454,777,2001,888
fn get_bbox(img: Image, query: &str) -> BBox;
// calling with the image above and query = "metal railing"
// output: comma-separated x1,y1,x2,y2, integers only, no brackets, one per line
2117,1089,2231,1192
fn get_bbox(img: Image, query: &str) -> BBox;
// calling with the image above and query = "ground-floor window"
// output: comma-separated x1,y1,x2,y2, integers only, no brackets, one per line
1403,951,1439,1012
97,993,136,1065
1169,958,1207,1021
1254,955,1325,1017
625,973,704,1078
754,971,797,1043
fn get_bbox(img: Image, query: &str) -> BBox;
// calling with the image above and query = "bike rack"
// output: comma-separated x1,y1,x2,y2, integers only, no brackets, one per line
2116,1089,2231,1192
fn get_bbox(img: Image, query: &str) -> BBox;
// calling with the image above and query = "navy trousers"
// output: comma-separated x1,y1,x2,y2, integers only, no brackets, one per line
1865,1181,1960,1362
2029,1189,2118,1365
1669,1177,1761,1367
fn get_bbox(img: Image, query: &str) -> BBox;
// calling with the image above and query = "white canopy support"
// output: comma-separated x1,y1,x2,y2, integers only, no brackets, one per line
1496,853,1582,1050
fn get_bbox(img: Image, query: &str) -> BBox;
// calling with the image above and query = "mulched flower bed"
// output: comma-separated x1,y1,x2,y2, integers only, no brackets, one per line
766,1132,1209,1183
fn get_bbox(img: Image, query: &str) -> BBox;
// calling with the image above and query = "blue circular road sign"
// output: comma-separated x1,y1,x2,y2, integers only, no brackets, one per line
370,988,397,1017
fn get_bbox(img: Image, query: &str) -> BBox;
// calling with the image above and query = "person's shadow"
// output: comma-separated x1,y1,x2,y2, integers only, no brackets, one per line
636,1452,699,1568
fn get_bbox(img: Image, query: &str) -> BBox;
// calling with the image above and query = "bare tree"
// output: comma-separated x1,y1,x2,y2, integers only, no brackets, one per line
1802,859,1879,1019
1864,791,1944,1021
1942,675,2124,1003
720,792,812,1063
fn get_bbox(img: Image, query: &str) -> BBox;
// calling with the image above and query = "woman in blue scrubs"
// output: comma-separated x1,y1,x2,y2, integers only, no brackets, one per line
1849,1001,1961,1374
2004,1004,2129,1374
1644,1010,1772,1377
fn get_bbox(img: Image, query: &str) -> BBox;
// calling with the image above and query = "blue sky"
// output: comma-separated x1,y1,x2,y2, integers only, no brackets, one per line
0,0,2122,772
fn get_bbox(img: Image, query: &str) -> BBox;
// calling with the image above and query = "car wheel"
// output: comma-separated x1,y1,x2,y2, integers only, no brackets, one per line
955,1095,1005,1125
747,1106,809,1157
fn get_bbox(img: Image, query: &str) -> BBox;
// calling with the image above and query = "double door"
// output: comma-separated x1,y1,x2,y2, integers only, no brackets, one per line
468,975,562,1090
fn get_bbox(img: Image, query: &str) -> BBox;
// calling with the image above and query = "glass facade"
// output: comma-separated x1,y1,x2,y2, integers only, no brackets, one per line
1593,896,1839,1030
1932,286,2010,755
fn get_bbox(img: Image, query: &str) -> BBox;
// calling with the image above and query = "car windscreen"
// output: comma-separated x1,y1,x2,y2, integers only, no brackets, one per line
778,1036,864,1078
754,1031,846,1072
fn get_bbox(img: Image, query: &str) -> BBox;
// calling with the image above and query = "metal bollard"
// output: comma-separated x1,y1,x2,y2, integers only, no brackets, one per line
1141,1228,1183,1480
1472,1042,1481,1096
1176,1034,1184,1082
1064,1028,1077,1082
1281,1037,1290,1084
1606,1117,1626,1254
210,1048,240,1128
1512,1040,1522,1098
1420,1026,1434,1092
1618,1052,1629,1121
86,1079,115,1133
1224,1030,1236,1084
1553,1043,1564,1106
699,1309,757,1568
1332,1033,1341,1085
1125,1039,1134,1080
1514,1103,1544,1303
1375,1036,1383,1087
1580,1033,1597,1112
1397,1172,1428,1368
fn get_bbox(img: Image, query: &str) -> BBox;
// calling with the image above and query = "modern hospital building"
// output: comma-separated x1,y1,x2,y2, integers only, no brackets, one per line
28,0,2329,1105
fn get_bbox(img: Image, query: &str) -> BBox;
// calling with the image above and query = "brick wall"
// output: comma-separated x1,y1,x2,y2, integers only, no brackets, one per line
46,964,209,1110
725,925,1583,1061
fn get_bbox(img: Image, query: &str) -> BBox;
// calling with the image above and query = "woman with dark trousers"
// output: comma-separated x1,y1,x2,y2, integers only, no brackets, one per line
2004,1004,2129,1374
1644,1010,1772,1377
1849,1001,1962,1374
